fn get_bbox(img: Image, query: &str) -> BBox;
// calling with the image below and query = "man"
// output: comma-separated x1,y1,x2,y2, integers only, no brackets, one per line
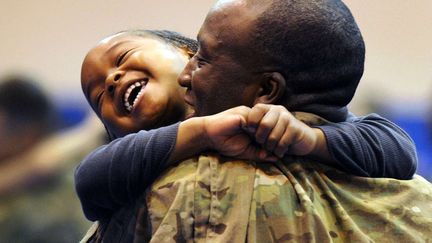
179,0,362,122
139,0,429,242
90,0,432,242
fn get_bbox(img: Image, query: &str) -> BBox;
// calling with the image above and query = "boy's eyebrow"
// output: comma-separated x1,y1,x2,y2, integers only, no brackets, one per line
105,40,133,56
105,42,124,55
82,79,95,107
84,82,93,100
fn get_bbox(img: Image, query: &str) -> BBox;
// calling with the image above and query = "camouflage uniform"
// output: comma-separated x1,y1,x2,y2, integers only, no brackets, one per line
134,157,432,242
87,113,432,242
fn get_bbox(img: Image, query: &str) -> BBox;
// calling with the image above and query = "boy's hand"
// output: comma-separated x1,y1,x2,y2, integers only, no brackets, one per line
174,104,328,164
202,106,276,161
246,104,319,158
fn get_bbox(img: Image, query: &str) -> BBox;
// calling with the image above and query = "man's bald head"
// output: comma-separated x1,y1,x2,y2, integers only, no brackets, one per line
249,0,365,120
218,0,365,121
179,0,364,121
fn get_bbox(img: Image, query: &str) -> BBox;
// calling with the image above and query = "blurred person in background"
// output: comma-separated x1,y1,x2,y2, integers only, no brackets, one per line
0,75,59,162
0,74,105,242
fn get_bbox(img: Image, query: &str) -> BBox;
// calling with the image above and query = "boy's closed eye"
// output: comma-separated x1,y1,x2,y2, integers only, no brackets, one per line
116,48,136,67
96,90,105,112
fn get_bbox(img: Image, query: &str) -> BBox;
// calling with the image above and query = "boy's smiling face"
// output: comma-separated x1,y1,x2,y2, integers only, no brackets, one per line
81,33,192,138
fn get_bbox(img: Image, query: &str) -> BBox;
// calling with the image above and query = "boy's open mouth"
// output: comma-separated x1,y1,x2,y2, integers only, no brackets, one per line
123,79,148,112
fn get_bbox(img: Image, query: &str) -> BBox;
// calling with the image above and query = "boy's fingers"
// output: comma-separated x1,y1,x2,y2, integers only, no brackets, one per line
225,105,251,118
264,118,287,152
255,110,279,144
274,128,295,157
274,119,315,157
254,149,278,162
260,152,278,162
247,104,269,132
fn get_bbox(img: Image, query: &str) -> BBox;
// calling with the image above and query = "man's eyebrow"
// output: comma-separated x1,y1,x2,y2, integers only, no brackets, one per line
197,36,211,58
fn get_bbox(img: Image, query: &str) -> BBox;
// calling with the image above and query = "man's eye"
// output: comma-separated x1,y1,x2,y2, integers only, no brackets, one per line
196,57,206,68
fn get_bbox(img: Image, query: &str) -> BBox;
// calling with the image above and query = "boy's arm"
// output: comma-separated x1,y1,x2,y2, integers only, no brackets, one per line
317,113,418,179
76,105,418,221
246,104,417,179
171,106,274,163
75,123,181,221
75,106,267,221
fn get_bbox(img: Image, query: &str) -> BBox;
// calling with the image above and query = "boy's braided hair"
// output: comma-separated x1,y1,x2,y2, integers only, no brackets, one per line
117,29,198,56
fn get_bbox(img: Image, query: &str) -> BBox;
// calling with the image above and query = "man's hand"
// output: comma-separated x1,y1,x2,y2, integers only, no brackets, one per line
246,104,322,158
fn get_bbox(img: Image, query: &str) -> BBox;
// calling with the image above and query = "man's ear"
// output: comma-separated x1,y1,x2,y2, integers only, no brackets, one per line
254,72,286,105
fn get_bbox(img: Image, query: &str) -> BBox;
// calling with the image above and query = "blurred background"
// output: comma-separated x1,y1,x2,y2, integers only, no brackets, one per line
0,0,431,242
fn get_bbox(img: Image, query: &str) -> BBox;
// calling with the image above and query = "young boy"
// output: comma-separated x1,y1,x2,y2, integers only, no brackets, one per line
76,29,417,238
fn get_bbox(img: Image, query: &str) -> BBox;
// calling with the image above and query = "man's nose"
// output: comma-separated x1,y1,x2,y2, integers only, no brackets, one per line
178,59,195,88
106,70,125,94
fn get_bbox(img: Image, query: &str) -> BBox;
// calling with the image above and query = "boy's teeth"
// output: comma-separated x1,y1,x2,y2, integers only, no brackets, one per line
132,90,144,107
123,80,147,112
124,102,132,111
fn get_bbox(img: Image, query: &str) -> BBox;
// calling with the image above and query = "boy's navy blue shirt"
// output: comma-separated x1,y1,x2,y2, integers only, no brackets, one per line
75,113,417,221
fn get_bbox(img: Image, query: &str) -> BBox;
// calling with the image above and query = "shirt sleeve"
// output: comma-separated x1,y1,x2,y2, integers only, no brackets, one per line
74,122,179,221
317,113,417,179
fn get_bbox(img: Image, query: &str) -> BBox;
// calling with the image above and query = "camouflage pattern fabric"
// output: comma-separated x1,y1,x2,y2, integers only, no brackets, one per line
133,113,432,243
84,113,432,242
135,155,432,243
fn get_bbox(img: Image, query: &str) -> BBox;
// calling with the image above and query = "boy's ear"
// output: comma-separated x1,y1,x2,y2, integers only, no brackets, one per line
254,72,286,105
